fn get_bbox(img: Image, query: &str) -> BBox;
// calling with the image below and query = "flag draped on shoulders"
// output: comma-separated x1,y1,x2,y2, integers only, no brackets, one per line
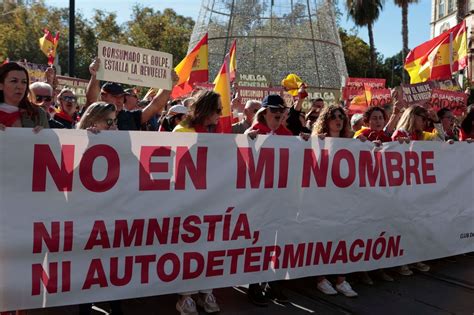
39,29,60,65
404,21,467,83
171,33,209,98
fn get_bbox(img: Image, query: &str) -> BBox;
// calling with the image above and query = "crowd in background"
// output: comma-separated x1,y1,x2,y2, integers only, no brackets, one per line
0,59,473,315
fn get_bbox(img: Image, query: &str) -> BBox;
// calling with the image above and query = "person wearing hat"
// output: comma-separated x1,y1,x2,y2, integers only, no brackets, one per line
350,113,364,133
158,104,188,132
245,94,292,137
124,88,139,111
85,58,177,131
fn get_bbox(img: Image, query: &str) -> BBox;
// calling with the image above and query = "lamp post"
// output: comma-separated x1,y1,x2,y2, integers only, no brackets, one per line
68,0,75,77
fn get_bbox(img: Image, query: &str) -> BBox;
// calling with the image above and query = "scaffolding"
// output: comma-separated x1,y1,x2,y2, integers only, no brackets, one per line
190,0,347,89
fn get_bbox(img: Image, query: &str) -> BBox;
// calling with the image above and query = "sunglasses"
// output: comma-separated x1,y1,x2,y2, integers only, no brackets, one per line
268,107,286,114
330,113,345,120
35,95,52,102
105,118,118,127
61,96,76,103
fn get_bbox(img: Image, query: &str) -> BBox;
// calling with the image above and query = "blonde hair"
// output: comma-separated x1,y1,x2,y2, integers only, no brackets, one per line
395,105,427,134
76,102,116,129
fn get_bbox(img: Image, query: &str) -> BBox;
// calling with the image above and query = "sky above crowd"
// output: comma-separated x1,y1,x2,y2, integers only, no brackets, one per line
48,0,431,59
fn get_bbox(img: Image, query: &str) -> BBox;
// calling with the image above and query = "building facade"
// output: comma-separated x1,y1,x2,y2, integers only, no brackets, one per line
430,0,474,38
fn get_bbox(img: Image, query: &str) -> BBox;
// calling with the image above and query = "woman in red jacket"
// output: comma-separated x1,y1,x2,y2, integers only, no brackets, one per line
245,94,293,137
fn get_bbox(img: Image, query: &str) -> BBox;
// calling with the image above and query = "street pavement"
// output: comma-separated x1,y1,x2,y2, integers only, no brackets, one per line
30,254,474,315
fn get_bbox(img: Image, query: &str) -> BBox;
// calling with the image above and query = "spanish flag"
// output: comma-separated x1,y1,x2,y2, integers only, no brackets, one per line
228,40,237,82
171,33,209,98
404,21,467,83
39,29,60,65
213,60,232,133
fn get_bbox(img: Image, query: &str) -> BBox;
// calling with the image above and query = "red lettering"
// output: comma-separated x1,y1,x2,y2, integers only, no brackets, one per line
206,250,225,277
359,151,386,187
263,245,281,270
175,146,207,190
156,253,180,282
183,252,204,280
227,248,245,274
421,151,436,183
113,220,144,248
139,146,171,191
301,149,329,187
313,241,332,265
331,149,356,188
182,215,201,243
385,152,404,186
146,218,169,245
32,144,74,192
31,262,58,295
79,145,120,192
278,148,289,188
82,258,108,289
135,254,156,284
84,221,110,250
236,147,275,189
110,256,133,286
244,246,262,272
404,151,421,185
282,244,305,268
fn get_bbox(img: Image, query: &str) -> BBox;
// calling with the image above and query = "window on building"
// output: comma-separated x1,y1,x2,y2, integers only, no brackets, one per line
447,0,454,13
439,0,446,18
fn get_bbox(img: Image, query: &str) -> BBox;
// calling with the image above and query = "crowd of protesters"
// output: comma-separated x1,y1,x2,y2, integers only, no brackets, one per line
0,58,473,315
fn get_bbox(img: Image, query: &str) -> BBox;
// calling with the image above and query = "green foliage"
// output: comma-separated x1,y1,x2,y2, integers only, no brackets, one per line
0,2,194,79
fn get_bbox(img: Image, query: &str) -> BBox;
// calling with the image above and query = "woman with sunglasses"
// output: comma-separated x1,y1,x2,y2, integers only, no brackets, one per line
76,102,117,131
54,88,78,129
172,90,221,315
311,105,358,297
0,62,48,131
391,106,443,142
245,94,293,137
173,90,222,134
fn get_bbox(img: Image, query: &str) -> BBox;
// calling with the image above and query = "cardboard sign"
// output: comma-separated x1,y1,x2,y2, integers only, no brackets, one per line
401,82,434,106
428,89,468,115
97,41,173,90
367,88,392,107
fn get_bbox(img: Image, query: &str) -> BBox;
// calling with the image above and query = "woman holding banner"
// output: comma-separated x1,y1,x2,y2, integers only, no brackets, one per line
0,62,48,131
311,105,358,297
172,90,221,315
391,106,444,142
353,107,392,143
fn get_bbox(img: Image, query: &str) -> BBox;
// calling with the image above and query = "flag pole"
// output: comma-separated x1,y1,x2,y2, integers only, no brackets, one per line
68,0,75,77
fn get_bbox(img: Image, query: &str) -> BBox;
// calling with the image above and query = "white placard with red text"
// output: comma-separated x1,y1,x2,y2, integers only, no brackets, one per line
0,129,473,311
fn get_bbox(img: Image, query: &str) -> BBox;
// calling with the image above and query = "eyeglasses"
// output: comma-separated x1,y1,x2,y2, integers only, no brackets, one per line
330,113,345,120
216,107,223,114
61,96,76,103
105,118,118,127
35,95,52,102
268,107,286,114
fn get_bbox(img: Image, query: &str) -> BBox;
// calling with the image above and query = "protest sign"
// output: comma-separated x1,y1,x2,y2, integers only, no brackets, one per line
401,82,434,106
56,75,89,106
428,89,468,115
97,41,173,90
366,87,392,107
0,130,472,311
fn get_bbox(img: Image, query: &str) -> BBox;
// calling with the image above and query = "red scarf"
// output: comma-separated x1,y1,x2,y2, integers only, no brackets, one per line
251,122,293,135
0,110,20,127
54,110,74,123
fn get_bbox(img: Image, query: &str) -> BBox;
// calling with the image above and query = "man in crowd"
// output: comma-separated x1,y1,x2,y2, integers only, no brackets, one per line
124,88,140,111
85,58,177,131
29,81,65,128
232,99,261,133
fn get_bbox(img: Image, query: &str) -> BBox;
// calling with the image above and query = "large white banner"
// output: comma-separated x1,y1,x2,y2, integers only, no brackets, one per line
0,129,473,311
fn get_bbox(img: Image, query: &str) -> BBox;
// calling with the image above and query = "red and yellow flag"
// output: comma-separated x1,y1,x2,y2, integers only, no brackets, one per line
213,60,232,133
404,21,467,83
228,40,237,82
171,33,209,98
39,29,60,65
